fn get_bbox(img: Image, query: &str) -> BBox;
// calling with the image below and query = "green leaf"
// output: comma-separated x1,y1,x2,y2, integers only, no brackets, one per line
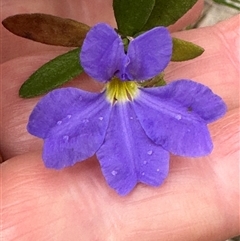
140,73,166,87
142,0,198,30
2,13,90,47
113,0,155,36
171,37,204,61
19,48,83,98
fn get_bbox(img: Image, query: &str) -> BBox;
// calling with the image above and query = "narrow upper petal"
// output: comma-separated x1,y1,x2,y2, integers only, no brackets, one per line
80,23,125,82
132,80,225,156
96,102,169,195
126,27,172,80
28,88,111,169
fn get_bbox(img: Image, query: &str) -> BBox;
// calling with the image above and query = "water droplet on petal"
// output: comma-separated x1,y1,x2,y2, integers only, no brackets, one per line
129,116,133,120
63,135,69,142
57,120,62,125
156,168,160,172
111,170,118,176
142,172,145,176
98,117,103,121
79,96,83,101
175,114,182,120
147,150,153,155
82,118,89,123
143,160,147,165
67,115,72,119
121,74,126,79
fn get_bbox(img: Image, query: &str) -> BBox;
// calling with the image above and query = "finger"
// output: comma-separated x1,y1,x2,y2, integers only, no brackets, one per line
1,15,239,159
2,109,239,241
165,14,240,110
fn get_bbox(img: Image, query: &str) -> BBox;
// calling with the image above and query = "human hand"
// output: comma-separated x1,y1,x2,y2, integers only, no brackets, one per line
1,0,239,240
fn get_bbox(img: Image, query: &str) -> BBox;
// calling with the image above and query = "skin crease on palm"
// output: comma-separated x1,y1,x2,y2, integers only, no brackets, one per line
1,0,239,240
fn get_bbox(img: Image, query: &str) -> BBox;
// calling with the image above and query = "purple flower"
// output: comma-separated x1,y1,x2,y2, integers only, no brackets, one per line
27,23,226,195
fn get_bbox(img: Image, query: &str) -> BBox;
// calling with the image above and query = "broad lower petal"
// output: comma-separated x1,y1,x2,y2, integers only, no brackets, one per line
149,79,226,123
126,27,172,80
28,88,112,169
96,102,169,195
133,82,218,156
80,23,125,82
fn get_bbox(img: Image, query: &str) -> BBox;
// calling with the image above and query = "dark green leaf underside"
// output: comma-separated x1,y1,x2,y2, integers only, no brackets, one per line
171,37,204,61
19,48,83,98
2,13,90,47
113,0,155,36
141,73,166,87
142,0,198,31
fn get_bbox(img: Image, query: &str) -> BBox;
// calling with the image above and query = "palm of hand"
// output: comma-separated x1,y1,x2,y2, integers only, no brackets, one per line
1,1,239,240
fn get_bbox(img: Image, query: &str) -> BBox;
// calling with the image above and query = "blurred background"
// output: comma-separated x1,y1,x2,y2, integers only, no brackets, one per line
196,0,239,27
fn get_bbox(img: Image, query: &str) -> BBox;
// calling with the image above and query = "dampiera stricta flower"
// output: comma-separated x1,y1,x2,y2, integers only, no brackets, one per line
28,23,227,195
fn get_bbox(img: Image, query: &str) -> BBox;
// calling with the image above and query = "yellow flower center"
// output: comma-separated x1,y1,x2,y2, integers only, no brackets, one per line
106,77,139,103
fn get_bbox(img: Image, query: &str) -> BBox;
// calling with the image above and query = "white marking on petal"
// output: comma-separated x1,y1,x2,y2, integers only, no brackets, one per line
82,119,89,123
147,150,153,155
111,170,118,176
175,114,182,120
63,135,69,142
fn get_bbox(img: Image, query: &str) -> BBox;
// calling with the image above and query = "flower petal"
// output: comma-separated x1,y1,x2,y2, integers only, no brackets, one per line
126,27,172,80
96,102,169,195
132,80,224,156
28,88,111,169
143,79,227,123
80,23,125,82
